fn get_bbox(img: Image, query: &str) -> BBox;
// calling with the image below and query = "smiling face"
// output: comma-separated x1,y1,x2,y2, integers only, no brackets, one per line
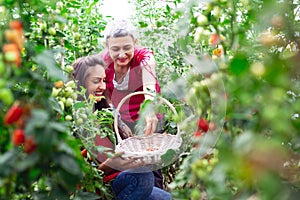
85,65,106,101
107,35,136,68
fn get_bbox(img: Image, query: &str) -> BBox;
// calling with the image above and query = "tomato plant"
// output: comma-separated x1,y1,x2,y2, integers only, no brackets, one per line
0,0,110,199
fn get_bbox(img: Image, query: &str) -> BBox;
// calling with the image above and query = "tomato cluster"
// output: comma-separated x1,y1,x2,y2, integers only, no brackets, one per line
2,20,24,67
0,20,25,106
191,149,219,179
4,101,37,153
52,80,77,121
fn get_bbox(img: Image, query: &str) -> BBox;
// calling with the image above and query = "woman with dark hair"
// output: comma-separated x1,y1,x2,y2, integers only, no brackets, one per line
72,54,171,200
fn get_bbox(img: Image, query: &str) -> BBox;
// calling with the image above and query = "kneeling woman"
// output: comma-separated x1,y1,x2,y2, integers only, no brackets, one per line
72,55,171,200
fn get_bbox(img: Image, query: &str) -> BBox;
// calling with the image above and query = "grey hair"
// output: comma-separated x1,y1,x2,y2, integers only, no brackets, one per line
103,19,137,40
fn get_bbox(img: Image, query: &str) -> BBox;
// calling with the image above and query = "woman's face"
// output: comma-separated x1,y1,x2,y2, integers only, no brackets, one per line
85,65,106,102
106,35,136,67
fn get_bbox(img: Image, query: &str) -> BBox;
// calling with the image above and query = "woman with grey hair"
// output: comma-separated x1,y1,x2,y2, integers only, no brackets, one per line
99,19,165,189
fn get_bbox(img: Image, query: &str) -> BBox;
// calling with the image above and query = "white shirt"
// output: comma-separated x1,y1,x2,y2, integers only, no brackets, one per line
113,68,130,90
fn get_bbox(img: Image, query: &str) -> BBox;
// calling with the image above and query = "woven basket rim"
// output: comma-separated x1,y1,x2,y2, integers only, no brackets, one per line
113,91,182,163
113,91,181,144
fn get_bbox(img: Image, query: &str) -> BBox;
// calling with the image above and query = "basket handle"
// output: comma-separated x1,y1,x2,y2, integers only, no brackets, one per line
113,91,180,144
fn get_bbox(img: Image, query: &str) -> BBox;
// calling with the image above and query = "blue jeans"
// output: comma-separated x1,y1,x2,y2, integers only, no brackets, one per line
111,171,172,200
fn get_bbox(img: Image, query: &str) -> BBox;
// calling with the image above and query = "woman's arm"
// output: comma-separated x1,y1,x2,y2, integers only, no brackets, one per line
142,54,157,97
98,154,144,174
141,54,159,135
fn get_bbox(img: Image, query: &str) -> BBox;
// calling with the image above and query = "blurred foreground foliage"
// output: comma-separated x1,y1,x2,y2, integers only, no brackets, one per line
133,0,300,199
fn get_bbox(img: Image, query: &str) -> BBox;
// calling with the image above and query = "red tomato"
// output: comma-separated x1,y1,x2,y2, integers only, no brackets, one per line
81,149,87,157
24,136,37,153
4,102,23,125
194,130,203,137
12,129,25,146
197,118,209,132
9,20,23,30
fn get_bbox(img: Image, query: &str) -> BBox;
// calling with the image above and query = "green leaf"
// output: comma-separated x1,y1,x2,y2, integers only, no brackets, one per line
15,153,40,172
0,150,18,176
161,149,178,165
29,168,41,180
166,4,171,13
55,153,81,175
140,99,153,111
86,0,99,14
228,55,250,75
57,142,76,155
25,109,50,133
49,97,63,115
0,149,16,166
94,146,113,154
138,21,148,28
57,169,82,191
48,122,68,133
74,101,86,109
33,50,66,81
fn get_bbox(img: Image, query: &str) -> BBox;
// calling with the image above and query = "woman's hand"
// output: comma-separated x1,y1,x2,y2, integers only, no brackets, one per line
143,111,158,136
101,153,145,171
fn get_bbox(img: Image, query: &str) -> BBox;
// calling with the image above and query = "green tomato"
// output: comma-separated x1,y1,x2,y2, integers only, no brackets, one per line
65,65,74,73
65,80,76,88
195,169,206,179
65,97,73,107
197,14,208,26
80,113,88,120
73,32,81,40
190,189,201,200
59,97,66,103
209,157,219,165
59,23,66,31
250,62,265,77
64,87,73,98
206,165,213,173
51,87,61,97
65,115,72,121
0,88,14,105
202,159,209,167
71,24,78,32
58,101,65,111
41,22,47,31
0,79,6,88
72,93,78,100
76,118,83,125
48,27,56,35
4,52,17,62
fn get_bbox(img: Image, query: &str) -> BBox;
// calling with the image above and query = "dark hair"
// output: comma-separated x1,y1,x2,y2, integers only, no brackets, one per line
72,54,109,108
72,55,130,139
73,54,106,88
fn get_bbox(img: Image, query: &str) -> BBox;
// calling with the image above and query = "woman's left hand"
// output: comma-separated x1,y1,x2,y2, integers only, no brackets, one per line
144,111,158,136
106,154,145,171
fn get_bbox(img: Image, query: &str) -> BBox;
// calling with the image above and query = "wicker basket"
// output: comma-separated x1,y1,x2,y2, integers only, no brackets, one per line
114,91,182,165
